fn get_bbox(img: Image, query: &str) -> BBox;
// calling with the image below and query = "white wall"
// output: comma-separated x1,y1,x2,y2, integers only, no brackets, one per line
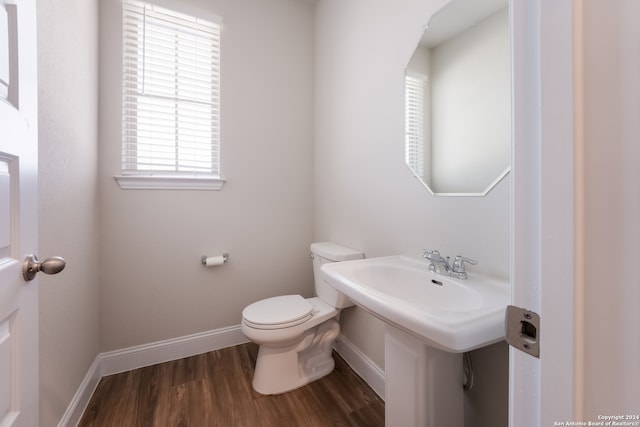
37,0,101,425
98,0,315,351
582,0,640,417
314,0,509,426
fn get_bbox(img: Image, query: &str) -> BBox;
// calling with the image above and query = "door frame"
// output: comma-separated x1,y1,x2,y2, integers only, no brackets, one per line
510,0,581,425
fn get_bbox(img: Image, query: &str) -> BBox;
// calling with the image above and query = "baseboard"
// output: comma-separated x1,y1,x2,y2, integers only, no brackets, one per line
334,334,386,400
56,356,102,427
99,325,248,376
59,326,385,426
58,325,249,427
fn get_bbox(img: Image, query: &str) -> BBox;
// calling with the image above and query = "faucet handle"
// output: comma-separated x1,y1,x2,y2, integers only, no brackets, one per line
452,256,477,279
422,249,442,261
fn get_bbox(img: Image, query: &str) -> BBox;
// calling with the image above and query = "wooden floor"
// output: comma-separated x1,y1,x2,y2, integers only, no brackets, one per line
78,342,384,427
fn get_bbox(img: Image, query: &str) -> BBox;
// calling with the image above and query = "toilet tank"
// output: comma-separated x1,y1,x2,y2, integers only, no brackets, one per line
310,242,363,308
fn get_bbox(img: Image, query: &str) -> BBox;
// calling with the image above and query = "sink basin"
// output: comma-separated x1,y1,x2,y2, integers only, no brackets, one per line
320,255,509,353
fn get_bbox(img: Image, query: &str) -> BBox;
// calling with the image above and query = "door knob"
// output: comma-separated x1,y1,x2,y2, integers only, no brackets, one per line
22,255,66,281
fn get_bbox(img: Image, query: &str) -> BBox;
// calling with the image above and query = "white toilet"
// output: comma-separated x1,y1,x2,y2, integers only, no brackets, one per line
241,242,363,395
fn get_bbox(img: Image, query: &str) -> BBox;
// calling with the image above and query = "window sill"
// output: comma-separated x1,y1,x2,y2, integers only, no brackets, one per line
114,175,226,190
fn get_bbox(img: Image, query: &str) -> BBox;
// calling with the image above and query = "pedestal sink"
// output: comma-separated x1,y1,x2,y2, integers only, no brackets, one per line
320,255,509,427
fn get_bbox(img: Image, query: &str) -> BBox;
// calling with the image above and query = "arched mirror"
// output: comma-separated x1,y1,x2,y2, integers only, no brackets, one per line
404,0,510,196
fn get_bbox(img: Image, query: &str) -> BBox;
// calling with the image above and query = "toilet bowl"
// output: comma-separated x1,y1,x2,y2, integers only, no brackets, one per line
241,242,363,395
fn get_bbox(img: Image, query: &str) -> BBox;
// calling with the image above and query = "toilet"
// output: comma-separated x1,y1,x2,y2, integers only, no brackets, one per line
241,242,363,395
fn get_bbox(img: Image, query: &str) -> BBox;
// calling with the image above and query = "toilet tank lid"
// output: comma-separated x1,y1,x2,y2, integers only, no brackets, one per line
310,242,363,261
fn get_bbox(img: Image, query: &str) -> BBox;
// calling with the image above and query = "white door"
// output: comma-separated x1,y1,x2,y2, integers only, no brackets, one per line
0,0,40,425
510,0,578,425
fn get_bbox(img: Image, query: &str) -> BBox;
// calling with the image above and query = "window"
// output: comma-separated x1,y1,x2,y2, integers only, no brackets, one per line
116,0,224,190
405,74,426,180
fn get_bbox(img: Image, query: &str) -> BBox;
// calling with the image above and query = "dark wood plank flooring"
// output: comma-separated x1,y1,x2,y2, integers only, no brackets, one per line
78,342,384,426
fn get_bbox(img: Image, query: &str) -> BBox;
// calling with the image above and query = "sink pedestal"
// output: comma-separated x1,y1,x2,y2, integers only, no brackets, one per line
385,325,464,427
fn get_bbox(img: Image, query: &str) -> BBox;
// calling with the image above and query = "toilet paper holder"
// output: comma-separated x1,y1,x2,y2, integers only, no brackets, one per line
201,253,229,266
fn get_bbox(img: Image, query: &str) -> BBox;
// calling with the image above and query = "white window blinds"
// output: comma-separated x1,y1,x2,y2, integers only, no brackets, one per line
122,0,221,178
405,74,426,179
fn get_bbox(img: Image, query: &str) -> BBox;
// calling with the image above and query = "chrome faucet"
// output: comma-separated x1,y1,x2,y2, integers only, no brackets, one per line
422,249,451,275
422,250,477,279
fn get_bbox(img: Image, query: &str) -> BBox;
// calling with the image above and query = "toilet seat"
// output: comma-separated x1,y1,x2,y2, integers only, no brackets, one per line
242,295,313,330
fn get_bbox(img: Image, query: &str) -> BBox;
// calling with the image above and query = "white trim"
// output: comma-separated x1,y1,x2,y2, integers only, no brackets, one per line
334,334,386,400
114,174,226,190
537,0,576,423
58,325,248,427
509,1,543,425
510,0,577,426
56,357,102,427
100,325,247,376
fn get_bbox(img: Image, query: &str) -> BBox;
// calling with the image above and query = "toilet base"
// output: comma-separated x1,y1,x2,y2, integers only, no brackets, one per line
252,318,340,395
